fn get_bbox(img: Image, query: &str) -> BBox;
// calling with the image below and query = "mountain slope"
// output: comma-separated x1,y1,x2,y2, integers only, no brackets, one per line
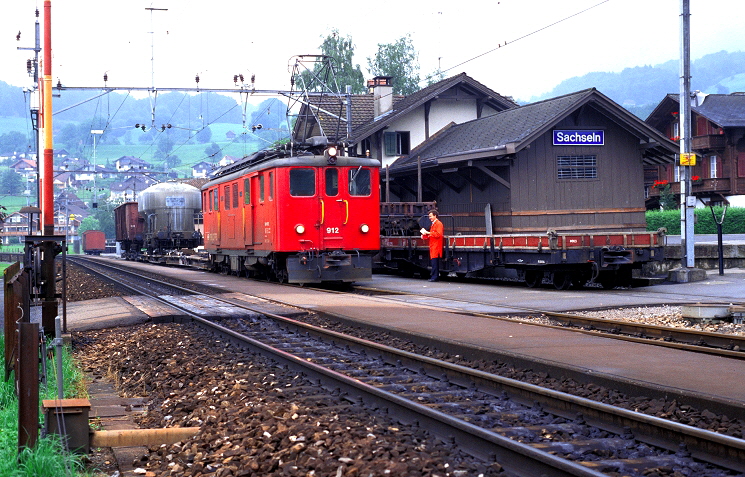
528,50,745,117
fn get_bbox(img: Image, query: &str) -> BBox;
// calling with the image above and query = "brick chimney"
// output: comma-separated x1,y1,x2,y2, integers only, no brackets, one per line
368,76,393,119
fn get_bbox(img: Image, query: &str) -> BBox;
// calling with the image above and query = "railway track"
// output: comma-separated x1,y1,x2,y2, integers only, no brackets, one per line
69,256,745,476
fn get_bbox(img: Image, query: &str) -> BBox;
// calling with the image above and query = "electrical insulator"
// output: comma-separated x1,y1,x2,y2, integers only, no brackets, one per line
251,74,255,84
195,74,200,84
239,74,244,83
27,60,32,74
233,75,238,84
103,73,108,83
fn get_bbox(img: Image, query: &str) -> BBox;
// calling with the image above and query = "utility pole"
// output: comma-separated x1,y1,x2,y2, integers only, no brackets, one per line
679,0,694,268
17,8,41,209
670,0,706,283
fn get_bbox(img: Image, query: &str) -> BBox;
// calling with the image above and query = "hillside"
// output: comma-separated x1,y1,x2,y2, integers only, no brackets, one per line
528,50,745,118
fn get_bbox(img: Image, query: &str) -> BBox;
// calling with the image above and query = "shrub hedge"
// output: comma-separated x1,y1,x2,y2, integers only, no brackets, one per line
645,207,745,235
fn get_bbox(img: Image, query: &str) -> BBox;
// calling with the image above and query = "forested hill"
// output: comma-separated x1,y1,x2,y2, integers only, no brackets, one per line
527,50,745,118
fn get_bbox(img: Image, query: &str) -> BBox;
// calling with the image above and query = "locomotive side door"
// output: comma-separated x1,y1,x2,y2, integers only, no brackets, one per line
251,174,262,246
319,167,345,250
242,177,252,246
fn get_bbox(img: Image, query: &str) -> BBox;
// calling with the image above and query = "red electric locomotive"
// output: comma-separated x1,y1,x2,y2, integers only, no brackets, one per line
201,143,380,283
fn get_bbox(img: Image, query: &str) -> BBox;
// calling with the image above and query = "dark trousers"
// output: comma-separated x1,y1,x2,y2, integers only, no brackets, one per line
430,257,440,281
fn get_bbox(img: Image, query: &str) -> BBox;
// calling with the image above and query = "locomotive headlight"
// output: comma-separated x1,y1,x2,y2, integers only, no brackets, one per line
325,145,338,165
295,224,306,234
360,223,370,233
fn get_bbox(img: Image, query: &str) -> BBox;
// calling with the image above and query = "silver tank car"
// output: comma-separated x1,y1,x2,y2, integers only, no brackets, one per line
138,181,202,254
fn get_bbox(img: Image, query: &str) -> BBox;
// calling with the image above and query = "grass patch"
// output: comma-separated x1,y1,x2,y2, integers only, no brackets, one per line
0,334,92,476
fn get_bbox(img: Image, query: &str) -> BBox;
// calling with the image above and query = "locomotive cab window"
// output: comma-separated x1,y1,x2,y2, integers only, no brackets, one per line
259,175,265,202
243,179,250,204
269,172,274,200
290,168,315,196
213,189,219,211
348,167,371,196
325,169,338,196
207,191,213,211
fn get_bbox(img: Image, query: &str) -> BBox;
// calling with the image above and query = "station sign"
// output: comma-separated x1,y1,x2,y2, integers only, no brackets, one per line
553,130,604,146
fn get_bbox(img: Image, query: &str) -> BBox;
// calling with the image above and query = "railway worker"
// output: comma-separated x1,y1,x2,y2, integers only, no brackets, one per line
420,209,444,282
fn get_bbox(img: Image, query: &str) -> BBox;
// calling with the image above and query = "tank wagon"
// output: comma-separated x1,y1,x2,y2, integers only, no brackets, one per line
202,142,380,283
138,182,203,259
378,203,666,289
82,229,106,255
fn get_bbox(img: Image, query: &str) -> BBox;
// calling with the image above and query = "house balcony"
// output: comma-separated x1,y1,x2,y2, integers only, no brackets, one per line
646,178,732,198
691,134,726,152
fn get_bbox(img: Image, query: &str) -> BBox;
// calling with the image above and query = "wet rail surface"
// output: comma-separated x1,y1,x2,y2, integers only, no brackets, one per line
69,256,745,476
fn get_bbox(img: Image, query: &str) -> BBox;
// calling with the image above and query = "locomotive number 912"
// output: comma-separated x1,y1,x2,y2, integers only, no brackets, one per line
201,146,380,284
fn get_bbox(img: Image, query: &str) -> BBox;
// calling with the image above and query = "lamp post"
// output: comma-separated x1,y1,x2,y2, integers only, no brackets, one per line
91,130,103,208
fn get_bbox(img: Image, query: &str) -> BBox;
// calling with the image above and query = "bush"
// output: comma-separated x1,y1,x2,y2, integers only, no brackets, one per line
646,207,745,234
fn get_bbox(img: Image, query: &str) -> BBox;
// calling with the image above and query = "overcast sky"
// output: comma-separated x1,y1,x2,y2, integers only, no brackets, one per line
2,0,742,103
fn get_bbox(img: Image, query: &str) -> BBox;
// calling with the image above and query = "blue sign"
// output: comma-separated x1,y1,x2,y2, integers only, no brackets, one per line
553,130,604,146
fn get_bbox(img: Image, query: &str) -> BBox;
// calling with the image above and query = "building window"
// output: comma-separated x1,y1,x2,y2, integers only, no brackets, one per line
383,131,410,156
557,155,597,180
709,155,718,179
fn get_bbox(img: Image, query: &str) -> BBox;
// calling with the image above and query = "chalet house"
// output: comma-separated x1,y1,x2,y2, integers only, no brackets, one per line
293,73,519,168
219,155,237,167
11,159,37,181
109,176,157,201
645,92,745,208
192,161,214,178
386,88,677,233
1,211,37,241
115,156,152,173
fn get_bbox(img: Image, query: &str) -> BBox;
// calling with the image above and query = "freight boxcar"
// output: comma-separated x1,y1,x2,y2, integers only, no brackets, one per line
114,202,144,260
82,230,106,255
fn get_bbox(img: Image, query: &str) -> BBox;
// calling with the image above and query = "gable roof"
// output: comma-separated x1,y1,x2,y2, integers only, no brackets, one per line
350,73,519,143
647,92,745,129
292,72,518,145
390,88,677,173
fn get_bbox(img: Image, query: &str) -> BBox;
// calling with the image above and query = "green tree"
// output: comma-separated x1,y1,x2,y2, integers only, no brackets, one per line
367,34,421,95
0,131,29,155
296,30,365,94
659,185,678,210
0,168,23,195
165,155,182,169
78,216,101,235
195,126,212,144
155,134,175,159
205,142,221,159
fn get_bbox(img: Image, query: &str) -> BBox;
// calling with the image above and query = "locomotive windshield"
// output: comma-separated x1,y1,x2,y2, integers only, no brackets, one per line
325,169,338,196
289,168,315,196
348,168,371,196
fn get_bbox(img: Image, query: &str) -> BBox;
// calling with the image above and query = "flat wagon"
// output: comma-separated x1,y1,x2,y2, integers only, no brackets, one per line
378,203,665,289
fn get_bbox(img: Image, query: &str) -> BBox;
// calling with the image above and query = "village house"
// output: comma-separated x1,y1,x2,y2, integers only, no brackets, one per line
645,92,745,208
